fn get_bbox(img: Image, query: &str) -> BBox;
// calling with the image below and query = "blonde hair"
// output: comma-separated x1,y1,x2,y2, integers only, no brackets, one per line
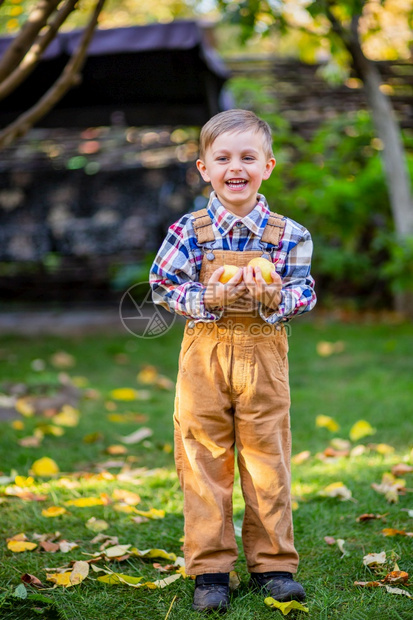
198,109,274,160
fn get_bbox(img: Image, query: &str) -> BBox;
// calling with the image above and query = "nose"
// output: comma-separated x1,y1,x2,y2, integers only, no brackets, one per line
229,158,242,172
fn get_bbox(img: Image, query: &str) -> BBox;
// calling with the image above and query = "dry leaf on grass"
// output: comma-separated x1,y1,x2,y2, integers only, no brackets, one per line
382,571,409,584
391,463,413,477
316,415,340,432
106,445,128,455
53,405,80,427
133,508,165,520
46,560,89,587
316,341,345,357
5,486,48,501
7,539,37,552
21,573,46,588
291,451,311,465
131,548,177,562
119,428,153,445
39,541,60,553
93,564,182,589
112,489,141,505
371,473,406,503
85,517,109,533
30,457,59,477
42,506,67,518
356,513,387,523
50,351,76,369
349,420,376,442
319,482,353,501
264,597,309,614
363,551,387,567
65,497,106,508
382,528,413,537
109,388,138,401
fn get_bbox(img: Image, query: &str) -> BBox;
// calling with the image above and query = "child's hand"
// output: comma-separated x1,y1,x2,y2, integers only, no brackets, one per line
243,265,282,310
204,266,247,311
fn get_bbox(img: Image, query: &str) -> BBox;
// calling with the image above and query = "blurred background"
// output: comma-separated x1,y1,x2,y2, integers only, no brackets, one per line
0,0,412,329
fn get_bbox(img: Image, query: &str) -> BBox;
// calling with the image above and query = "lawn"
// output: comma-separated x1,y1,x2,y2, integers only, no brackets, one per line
0,315,412,620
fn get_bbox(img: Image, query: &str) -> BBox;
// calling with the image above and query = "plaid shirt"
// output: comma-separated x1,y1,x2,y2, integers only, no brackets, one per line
150,192,316,323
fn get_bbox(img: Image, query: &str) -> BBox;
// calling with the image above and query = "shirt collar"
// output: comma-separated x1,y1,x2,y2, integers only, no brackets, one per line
206,191,270,237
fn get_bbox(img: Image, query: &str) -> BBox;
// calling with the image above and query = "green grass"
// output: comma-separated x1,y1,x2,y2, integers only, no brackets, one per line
0,316,412,619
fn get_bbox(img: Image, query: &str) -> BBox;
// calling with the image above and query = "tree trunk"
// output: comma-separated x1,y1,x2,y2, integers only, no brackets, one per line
347,18,413,239
346,18,413,317
325,5,413,316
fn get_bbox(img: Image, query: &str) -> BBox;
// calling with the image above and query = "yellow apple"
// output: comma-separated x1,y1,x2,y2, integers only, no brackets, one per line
219,264,240,283
248,257,276,284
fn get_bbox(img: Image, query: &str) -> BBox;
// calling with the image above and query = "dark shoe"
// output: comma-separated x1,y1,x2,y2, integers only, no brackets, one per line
192,573,230,613
250,571,306,602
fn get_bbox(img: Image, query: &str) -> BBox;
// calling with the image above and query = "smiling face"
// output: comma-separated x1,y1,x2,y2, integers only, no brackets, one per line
196,129,276,217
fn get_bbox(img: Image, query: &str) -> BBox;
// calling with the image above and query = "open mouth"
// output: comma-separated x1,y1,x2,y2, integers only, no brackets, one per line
225,179,248,190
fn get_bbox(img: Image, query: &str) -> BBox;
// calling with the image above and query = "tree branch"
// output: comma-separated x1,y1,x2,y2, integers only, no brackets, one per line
0,0,62,83
0,0,106,149
0,0,79,101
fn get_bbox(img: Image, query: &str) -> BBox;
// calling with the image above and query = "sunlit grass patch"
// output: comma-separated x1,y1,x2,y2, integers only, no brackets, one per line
0,319,412,618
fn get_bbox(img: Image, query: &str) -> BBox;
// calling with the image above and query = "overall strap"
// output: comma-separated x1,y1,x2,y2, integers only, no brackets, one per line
261,212,286,247
192,207,286,247
192,208,215,244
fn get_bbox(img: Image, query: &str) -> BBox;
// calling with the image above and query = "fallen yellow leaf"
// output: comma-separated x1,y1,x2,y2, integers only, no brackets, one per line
46,572,72,587
66,497,105,508
30,457,60,477
53,405,80,427
15,398,35,417
42,506,67,518
371,473,405,503
134,508,165,520
319,482,353,501
112,489,141,505
35,424,65,437
137,365,158,384
264,597,309,614
382,528,413,537
291,450,311,465
11,420,25,430
316,415,340,432
97,573,144,586
106,445,128,455
46,561,89,587
316,341,344,357
7,540,37,553
349,420,376,442
85,517,109,532
113,503,138,514
109,388,137,401
14,476,34,487
50,351,76,369
131,548,176,562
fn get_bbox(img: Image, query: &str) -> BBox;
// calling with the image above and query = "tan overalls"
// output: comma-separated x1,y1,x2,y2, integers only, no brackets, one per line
174,208,299,576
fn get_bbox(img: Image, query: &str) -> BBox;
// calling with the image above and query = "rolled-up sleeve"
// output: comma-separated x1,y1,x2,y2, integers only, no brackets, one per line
149,216,222,322
259,227,317,323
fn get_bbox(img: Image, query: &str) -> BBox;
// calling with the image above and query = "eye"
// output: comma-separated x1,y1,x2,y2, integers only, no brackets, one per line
243,156,255,161
216,156,228,162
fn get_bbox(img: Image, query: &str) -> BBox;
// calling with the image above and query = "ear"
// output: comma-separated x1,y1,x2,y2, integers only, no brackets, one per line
262,157,276,180
196,159,211,183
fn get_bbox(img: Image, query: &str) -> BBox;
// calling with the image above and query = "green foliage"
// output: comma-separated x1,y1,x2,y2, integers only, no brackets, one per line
227,75,413,304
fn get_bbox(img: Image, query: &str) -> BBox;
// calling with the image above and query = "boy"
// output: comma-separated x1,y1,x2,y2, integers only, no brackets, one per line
150,109,316,612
